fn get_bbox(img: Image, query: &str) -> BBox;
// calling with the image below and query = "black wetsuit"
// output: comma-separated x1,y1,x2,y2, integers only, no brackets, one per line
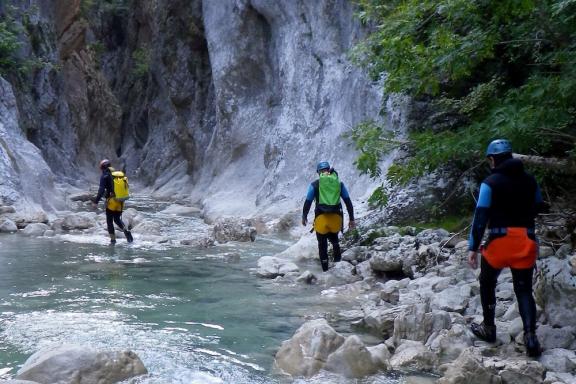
93,167,127,235
302,178,354,271
469,158,543,333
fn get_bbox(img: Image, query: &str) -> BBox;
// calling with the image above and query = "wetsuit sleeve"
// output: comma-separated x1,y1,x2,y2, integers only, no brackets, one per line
341,183,355,221
468,183,491,252
535,184,548,213
302,184,315,220
93,174,107,204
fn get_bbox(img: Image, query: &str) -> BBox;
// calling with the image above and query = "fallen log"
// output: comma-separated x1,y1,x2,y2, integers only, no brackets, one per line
513,153,576,174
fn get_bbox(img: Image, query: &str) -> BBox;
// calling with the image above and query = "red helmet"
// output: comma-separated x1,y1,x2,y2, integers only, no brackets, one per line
99,159,111,170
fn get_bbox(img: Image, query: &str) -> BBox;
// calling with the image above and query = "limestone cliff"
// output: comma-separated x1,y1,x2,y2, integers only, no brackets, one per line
0,0,395,218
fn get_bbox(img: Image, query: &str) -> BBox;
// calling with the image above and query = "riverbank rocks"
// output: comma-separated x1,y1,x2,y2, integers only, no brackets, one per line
0,218,17,233
256,256,299,278
6,211,49,229
20,223,50,237
270,222,576,382
274,232,318,261
323,335,390,377
61,212,97,230
213,217,256,243
535,256,576,328
275,319,345,377
15,344,147,383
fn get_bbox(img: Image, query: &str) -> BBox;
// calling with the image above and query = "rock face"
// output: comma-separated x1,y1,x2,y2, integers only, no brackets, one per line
0,78,64,212
0,0,387,217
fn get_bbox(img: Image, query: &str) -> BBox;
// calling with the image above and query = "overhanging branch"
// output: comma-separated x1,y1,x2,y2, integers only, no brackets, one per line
513,153,576,174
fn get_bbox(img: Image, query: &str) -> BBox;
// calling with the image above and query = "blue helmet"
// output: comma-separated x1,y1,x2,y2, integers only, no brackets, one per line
316,161,330,173
486,139,512,157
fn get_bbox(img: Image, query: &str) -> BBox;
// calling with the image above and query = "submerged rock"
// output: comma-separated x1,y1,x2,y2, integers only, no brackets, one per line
213,218,257,243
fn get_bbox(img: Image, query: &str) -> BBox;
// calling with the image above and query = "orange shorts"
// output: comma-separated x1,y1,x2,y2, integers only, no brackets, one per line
481,227,537,269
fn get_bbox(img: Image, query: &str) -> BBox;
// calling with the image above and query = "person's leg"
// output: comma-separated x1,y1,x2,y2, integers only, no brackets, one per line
511,266,541,357
479,256,502,327
471,256,502,342
112,211,133,243
327,232,341,262
316,232,329,271
105,210,116,244
112,211,125,230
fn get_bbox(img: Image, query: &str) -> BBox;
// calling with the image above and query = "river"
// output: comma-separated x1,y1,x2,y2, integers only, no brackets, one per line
0,197,406,383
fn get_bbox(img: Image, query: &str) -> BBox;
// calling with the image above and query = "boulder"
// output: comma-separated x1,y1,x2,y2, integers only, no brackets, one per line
324,335,389,378
213,217,256,243
535,257,576,328
274,319,345,377
256,256,299,278
0,218,17,233
16,345,147,384
20,223,50,237
61,213,96,230
393,304,452,343
437,348,501,384
389,340,437,371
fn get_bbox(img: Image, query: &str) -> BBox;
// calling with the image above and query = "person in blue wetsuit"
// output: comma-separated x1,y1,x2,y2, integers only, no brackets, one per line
467,139,544,357
302,161,355,271
91,159,133,245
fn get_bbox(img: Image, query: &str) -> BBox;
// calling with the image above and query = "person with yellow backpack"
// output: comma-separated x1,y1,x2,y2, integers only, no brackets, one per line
302,161,355,271
91,159,133,244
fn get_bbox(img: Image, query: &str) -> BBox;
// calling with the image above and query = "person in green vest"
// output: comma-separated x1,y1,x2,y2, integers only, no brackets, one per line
302,161,355,271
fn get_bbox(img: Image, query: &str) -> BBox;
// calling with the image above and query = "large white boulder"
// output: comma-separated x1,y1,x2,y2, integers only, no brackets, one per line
323,335,390,378
274,319,345,377
16,344,147,384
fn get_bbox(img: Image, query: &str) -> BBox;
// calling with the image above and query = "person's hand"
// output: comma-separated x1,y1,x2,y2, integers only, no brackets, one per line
302,217,307,226
349,220,356,230
468,250,478,269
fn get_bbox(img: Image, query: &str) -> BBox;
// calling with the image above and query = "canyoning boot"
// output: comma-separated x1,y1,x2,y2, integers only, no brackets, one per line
124,229,133,243
524,332,542,358
470,322,496,343
110,233,117,245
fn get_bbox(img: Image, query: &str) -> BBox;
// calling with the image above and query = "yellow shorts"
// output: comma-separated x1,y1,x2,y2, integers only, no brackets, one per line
314,213,342,235
106,198,123,212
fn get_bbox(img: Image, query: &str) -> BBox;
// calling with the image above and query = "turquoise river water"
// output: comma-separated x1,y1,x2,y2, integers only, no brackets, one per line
0,228,407,383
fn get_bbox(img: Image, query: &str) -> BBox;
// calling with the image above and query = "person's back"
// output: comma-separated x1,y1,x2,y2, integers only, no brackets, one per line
302,161,355,271
484,157,538,229
468,139,542,357
91,159,133,244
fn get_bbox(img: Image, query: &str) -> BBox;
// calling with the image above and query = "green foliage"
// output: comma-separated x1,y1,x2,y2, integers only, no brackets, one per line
367,184,388,208
344,120,404,178
132,48,150,78
351,0,576,185
409,214,471,233
0,21,20,75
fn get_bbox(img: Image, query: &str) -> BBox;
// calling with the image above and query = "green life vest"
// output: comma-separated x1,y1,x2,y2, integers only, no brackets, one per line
319,172,341,206
111,171,130,202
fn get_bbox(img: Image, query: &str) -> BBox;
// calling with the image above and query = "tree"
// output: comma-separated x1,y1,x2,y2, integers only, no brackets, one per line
351,0,576,184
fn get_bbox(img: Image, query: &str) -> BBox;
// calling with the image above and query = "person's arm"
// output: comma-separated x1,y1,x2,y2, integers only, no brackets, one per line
92,174,107,204
534,184,549,214
302,184,314,226
340,183,355,228
468,182,491,268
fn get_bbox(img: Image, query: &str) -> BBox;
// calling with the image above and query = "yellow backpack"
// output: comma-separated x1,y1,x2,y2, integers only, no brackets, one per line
112,171,130,202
